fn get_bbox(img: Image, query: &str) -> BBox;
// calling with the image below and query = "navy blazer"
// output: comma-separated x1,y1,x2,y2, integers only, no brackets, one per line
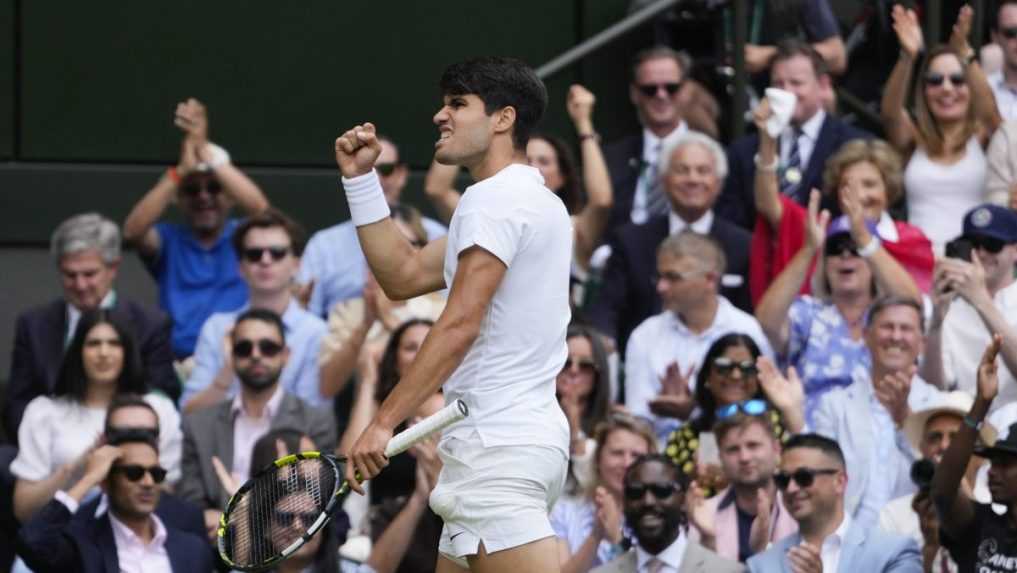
586,214,752,356
16,498,215,573
716,115,872,230
746,522,921,572
76,492,206,541
3,297,177,438
602,133,646,234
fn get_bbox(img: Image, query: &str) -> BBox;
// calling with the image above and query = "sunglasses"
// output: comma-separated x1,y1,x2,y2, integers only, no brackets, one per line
111,464,168,484
713,357,758,378
773,467,839,490
624,481,682,501
968,235,1006,254
233,338,284,359
824,236,859,258
272,510,318,527
561,358,597,374
636,82,682,97
924,73,966,88
1002,26,1017,39
181,180,223,197
241,246,291,264
715,399,769,421
376,163,400,176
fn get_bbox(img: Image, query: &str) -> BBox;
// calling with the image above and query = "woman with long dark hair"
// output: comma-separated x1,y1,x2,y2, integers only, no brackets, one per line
557,322,613,492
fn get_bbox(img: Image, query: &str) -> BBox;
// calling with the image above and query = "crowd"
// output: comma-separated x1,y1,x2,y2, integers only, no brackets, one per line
3,1,1017,572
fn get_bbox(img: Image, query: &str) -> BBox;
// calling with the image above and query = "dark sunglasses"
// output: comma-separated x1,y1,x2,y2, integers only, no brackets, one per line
181,180,223,197
824,236,859,258
924,73,966,88
968,235,1006,254
561,358,597,374
111,464,168,484
1001,26,1017,39
773,468,839,490
715,399,769,421
636,82,682,97
233,338,284,359
713,357,758,378
376,163,399,176
241,246,291,264
624,481,682,501
272,510,318,527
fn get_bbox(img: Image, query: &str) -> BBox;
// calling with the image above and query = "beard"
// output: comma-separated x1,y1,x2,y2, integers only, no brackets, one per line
237,365,281,391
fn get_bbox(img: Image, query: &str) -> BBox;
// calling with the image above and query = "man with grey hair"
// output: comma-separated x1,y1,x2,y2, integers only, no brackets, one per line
589,132,752,355
3,213,176,438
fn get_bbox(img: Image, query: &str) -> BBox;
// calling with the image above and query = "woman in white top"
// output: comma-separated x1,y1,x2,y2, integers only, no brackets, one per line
881,4,1002,252
10,309,181,522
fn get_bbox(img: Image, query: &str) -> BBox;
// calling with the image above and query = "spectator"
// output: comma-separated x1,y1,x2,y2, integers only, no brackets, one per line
880,391,995,572
590,133,753,355
747,434,921,572
602,47,719,231
664,335,804,487
300,135,446,319
811,296,944,530
985,118,1017,208
122,97,269,359
755,197,921,417
624,233,772,441
4,212,176,439
11,309,181,523
591,454,744,573
932,336,1017,572
685,412,798,563
15,438,214,573
180,209,333,411
177,307,336,541
551,414,658,573
718,39,871,231
924,204,1017,414
882,4,1002,252
989,1,1017,120
749,102,935,300
740,0,847,76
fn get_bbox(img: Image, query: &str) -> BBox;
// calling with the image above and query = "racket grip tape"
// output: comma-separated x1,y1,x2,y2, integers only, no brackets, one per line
384,399,468,457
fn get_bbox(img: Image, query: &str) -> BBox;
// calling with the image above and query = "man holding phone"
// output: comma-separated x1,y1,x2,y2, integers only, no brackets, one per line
922,203,1017,414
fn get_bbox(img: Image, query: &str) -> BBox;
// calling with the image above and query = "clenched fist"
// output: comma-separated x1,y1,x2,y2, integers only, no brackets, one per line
335,123,383,179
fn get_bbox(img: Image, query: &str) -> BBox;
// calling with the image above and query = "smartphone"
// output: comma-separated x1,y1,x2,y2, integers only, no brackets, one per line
945,238,973,262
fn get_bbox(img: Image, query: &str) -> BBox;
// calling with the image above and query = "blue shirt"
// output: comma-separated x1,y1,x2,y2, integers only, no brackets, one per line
179,299,328,409
299,216,447,318
146,220,248,358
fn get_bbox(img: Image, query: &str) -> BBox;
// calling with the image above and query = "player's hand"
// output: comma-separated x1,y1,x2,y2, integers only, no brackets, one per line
345,420,393,495
335,123,382,179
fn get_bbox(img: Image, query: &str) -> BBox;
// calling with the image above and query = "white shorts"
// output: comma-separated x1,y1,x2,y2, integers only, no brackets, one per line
429,433,568,567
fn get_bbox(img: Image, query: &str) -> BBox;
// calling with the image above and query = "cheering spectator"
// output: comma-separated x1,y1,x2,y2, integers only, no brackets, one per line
4,213,176,438
989,1,1017,120
740,0,846,76
558,322,614,492
123,97,269,360
882,4,1002,252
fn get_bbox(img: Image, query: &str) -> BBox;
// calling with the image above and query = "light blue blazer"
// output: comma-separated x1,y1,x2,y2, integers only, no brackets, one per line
746,525,922,573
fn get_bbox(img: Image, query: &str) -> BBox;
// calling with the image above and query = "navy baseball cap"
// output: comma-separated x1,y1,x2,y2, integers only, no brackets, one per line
962,204,1017,243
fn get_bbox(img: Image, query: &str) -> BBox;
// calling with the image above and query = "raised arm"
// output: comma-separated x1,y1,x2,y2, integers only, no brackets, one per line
123,135,198,257
920,268,954,389
882,5,921,153
678,80,721,139
950,5,1003,138
752,98,784,229
813,35,847,76
423,159,462,224
567,84,613,269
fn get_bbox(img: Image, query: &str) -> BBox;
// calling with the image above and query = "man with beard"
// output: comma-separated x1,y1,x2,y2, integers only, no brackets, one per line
748,434,921,572
592,454,743,573
176,308,336,541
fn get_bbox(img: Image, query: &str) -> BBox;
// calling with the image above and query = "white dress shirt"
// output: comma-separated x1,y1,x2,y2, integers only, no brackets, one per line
990,71,1017,121
819,513,852,573
109,510,173,573
636,529,688,573
779,110,825,171
65,290,116,345
632,123,689,224
231,384,285,483
668,210,713,236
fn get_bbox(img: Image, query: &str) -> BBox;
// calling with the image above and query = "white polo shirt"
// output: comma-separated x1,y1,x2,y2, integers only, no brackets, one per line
441,163,571,455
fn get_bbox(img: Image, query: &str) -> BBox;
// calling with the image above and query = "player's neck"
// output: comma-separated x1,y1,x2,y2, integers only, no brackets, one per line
465,139,522,182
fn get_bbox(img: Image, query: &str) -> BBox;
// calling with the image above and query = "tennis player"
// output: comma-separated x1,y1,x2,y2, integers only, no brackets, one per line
336,57,571,572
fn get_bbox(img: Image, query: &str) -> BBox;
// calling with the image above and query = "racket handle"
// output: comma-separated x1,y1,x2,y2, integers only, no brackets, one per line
385,399,468,457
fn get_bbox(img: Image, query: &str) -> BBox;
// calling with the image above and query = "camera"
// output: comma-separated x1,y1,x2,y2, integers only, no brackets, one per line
910,459,936,492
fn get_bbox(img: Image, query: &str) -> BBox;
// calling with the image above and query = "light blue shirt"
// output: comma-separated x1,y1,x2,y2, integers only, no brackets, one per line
180,299,328,409
299,216,447,318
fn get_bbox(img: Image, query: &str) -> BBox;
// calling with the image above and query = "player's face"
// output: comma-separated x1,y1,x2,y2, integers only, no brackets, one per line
395,323,431,378
82,322,124,387
706,344,759,406
239,226,298,296
598,428,652,497
433,94,497,167
557,335,597,401
106,442,162,521
838,160,887,221
526,137,564,192
864,304,924,374
661,143,721,217
629,57,684,133
59,249,118,311
920,413,962,462
770,55,825,125
719,422,780,488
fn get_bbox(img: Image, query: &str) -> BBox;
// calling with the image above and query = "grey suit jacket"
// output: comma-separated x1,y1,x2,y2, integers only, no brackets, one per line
177,391,337,509
591,540,745,573
746,524,922,572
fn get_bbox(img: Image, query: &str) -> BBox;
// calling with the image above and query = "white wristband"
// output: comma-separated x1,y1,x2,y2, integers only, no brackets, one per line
197,142,231,172
341,170,391,227
858,236,881,258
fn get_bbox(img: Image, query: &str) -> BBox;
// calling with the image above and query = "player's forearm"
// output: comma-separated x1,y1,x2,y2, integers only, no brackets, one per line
354,220,436,300
123,173,176,244
212,163,270,215
338,376,378,456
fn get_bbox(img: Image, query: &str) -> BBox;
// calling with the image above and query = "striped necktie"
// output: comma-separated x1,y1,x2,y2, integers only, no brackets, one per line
780,127,803,197
644,141,669,218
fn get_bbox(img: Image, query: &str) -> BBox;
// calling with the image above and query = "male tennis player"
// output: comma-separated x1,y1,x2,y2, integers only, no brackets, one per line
337,57,571,572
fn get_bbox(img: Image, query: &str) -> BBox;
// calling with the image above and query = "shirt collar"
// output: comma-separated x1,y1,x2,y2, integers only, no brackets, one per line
825,513,852,548
643,122,689,163
785,109,825,142
876,212,900,242
668,210,713,235
108,508,168,551
636,529,687,571
231,384,285,419
667,295,729,335
66,290,117,322
990,71,1017,94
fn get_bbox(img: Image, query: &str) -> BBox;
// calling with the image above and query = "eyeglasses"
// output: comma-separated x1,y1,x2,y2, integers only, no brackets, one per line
376,163,399,177
824,236,859,258
636,82,683,97
924,73,966,88
241,246,291,264
111,464,168,484
1001,26,1017,39
773,468,839,490
561,357,597,374
713,357,758,378
715,399,769,421
272,510,318,527
233,338,284,359
624,481,682,500
968,235,1006,254
181,179,223,197
653,268,708,284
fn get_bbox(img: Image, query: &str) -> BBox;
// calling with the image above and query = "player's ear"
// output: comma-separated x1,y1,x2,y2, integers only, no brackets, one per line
492,105,517,136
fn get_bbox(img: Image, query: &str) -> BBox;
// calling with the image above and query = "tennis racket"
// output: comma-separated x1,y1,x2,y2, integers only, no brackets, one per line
217,399,468,571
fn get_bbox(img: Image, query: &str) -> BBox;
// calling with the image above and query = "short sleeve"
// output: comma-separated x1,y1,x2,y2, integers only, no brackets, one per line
451,208,526,268
801,0,840,41
10,398,56,480
143,222,174,277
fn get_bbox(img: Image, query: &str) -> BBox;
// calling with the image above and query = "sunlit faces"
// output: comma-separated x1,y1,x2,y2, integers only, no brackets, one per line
661,143,721,218
433,94,500,167
839,161,888,221
556,335,597,401
718,421,781,488
526,137,564,192
238,226,298,295
706,344,760,406
82,322,125,385
60,249,118,311
923,53,970,123
395,323,431,378
777,447,845,523
921,413,962,463
655,253,714,313
106,441,162,522
630,57,685,133
597,428,653,498
864,303,924,373
770,54,826,125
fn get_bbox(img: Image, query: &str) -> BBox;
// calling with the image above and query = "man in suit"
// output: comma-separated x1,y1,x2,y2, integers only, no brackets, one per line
717,39,871,231
3,212,176,439
747,434,921,573
589,131,752,354
16,436,215,573
592,454,743,573
177,307,336,541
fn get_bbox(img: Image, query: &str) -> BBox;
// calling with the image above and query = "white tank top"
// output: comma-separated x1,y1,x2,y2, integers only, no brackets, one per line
904,137,987,253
